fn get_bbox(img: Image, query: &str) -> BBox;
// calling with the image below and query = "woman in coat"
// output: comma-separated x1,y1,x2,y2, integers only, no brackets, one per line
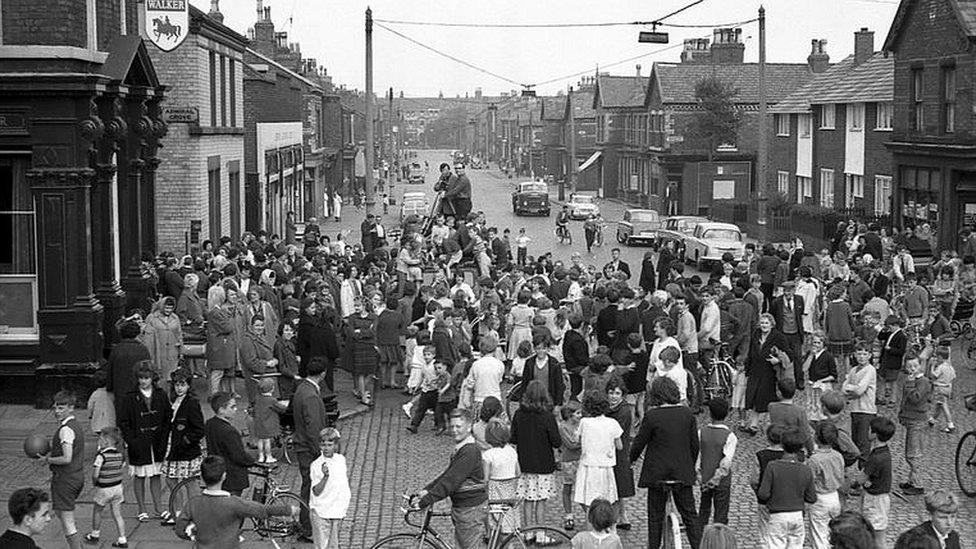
274,322,301,399
161,368,204,524
119,362,171,522
144,296,183,386
639,251,657,293
244,286,279,349
175,273,204,332
206,285,238,395
606,376,636,529
519,333,567,407
657,240,675,290
296,298,340,389
239,314,279,408
743,312,790,435
343,295,378,406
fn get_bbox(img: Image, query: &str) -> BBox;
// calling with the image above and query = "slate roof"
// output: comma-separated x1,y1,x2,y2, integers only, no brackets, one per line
594,75,649,109
651,62,814,104
885,0,976,50
770,53,893,114
541,96,567,121
570,89,596,119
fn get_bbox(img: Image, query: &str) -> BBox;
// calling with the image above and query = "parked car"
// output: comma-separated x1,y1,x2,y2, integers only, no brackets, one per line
567,193,599,220
512,181,550,216
616,209,662,246
682,221,745,270
408,163,424,184
400,191,429,222
656,215,708,261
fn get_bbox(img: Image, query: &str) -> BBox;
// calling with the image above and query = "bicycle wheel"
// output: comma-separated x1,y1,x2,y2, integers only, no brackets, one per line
955,430,976,497
167,475,204,521
259,492,309,540
370,532,448,549
273,434,297,465
717,361,734,397
662,512,682,549
499,526,572,548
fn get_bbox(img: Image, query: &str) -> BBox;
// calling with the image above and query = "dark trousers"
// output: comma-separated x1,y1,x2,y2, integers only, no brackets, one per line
683,352,703,408
453,198,472,219
850,412,875,461
517,247,527,265
783,332,803,388
699,484,731,525
411,391,452,429
297,451,315,536
324,363,335,393
647,483,702,549
568,372,583,400
760,283,774,311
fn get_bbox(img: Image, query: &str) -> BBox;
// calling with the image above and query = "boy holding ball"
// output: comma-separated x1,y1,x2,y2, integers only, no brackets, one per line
37,390,85,549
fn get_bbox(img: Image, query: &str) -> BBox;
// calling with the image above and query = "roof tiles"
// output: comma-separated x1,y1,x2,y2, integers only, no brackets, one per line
770,53,892,114
596,75,649,108
652,62,814,105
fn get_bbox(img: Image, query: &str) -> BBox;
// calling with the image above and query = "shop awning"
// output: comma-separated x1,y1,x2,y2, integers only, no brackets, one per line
578,151,601,172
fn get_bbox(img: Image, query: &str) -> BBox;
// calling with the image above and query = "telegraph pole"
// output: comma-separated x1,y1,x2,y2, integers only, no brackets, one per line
568,86,578,194
364,7,375,212
388,87,395,180
757,5,768,226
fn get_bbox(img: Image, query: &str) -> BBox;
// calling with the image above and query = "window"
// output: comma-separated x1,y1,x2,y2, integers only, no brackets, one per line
777,171,790,194
797,176,812,203
874,175,892,215
820,168,835,208
875,102,893,130
219,55,227,126
228,161,241,240
799,114,812,137
942,66,956,133
0,157,38,337
229,58,237,126
845,173,864,207
207,157,221,242
912,68,924,131
208,51,217,126
847,103,864,131
776,114,790,136
820,104,835,129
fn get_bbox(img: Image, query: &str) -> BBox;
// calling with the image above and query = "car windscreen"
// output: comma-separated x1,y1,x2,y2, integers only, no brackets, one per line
702,229,742,241
520,184,547,193
630,212,658,223
571,196,594,204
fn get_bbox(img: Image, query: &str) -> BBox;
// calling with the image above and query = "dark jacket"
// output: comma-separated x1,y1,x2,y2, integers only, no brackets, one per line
520,354,566,406
603,260,631,280
165,395,205,462
561,329,589,376
863,231,883,261
291,378,329,457
878,328,907,372
296,312,340,377
105,339,151,399
901,521,961,549
630,404,700,486
443,173,472,200
639,256,656,292
206,305,238,371
118,387,171,466
431,321,460,366
204,416,256,493
510,408,562,474
770,295,806,336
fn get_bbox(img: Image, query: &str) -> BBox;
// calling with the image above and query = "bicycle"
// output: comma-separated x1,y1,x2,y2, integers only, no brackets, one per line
555,224,572,245
167,463,309,544
955,394,976,497
370,494,572,548
658,480,684,549
700,343,735,402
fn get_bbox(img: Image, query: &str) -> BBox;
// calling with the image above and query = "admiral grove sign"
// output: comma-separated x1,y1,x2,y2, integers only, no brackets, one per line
162,107,199,124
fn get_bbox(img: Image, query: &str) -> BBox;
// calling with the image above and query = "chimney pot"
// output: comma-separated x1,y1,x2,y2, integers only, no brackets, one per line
264,6,271,20
636,64,642,76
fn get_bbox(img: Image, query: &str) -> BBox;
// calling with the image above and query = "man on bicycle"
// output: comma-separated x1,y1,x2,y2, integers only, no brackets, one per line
556,206,571,241
410,410,487,549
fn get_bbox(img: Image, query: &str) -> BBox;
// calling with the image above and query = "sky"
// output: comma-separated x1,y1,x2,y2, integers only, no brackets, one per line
191,0,901,98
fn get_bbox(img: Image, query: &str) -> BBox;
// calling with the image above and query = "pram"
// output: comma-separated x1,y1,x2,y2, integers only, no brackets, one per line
951,295,976,337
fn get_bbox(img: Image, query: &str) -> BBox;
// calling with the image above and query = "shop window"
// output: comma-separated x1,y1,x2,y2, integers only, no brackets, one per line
0,158,37,337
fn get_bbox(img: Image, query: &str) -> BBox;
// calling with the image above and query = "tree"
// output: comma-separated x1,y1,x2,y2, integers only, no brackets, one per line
690,76,741,161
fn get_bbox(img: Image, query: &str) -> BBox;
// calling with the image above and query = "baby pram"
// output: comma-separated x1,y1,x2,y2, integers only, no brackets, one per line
951,295,976,337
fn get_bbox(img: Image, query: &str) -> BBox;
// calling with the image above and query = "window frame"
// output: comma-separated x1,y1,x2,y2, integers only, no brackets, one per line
875,102,893,130
798,114,812,137
0,158,38,339
797,175,812,203
911,68,924,131
820,104,835,129
777,170,790,195
847,103,864,131
208,51,217,127
941,65,956,134
820,168,835,208
874,175,892,215
776,114,790,136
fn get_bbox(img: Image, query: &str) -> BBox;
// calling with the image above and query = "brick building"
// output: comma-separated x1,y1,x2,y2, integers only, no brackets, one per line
540,80,599,191
884,0,976,251
146,3,247,251
646,29,817,216
0,0,165,403
769,30,894,217
592,71,658,201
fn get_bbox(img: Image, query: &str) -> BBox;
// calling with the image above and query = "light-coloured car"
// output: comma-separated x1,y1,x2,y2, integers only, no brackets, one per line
400,191,429,221
683,221,745,269
656,216,708,261
616,209,662,246
567,193,599,220
408,163,424,184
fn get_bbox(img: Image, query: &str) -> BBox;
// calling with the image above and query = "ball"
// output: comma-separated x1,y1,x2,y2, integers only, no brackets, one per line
23,434,50,458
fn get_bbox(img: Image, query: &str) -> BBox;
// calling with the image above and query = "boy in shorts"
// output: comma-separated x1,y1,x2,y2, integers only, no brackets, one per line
84,427,128,547
37,390,85,549
859,416,894,549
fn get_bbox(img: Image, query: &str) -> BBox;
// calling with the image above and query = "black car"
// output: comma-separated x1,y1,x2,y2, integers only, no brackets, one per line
511,181,550,216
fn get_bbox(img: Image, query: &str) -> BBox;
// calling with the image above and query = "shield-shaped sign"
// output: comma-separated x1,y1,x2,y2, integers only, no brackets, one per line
145,0,189,52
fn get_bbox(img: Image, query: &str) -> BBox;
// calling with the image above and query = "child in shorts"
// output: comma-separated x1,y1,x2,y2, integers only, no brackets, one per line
859,416,894,549
84,427,127,548
928,344,956,433
39,390,85,549
558,401,582,531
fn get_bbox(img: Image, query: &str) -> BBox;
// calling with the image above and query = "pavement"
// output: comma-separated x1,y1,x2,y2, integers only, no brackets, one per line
3,150,976,548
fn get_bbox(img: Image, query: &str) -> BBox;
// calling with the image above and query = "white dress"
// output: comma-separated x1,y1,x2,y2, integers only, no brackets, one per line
574,415,622,505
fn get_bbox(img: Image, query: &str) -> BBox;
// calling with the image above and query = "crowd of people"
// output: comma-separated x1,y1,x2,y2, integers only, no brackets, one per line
7,158,976,549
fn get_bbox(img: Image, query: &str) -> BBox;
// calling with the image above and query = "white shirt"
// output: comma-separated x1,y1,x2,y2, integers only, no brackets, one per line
309,453,351,519
648,336,682,383
58,415,77,446
697,301,721,346
579,416,623,467
483,445,520,481
467,355,506,402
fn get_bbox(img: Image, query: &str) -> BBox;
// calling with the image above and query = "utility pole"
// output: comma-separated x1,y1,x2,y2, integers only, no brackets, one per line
568,86,578,194
364,7,375,212
757,5,768,226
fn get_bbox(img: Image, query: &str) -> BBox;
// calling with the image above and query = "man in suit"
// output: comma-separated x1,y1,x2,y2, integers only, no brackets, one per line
603,248,631,280
897,489,961,549
769,281,805,386
291,357,331,542
203,392,257,497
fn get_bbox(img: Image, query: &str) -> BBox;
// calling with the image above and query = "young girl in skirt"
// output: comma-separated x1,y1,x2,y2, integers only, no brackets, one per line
118,362,171,523
574,390,622,511
605,377,635,530
482,421,521,534
253,377,288,463
802,332,838,423
558,400,582,531
160,368,204,525
510,380,562,546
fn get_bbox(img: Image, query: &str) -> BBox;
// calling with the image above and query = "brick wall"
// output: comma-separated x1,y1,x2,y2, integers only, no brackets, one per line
813,104,846,204
768,113,799,199
863,102,895,213
96,0,122,50
2,0,87,47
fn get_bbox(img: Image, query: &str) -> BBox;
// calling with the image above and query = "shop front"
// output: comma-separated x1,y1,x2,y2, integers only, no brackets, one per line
256,122,304,236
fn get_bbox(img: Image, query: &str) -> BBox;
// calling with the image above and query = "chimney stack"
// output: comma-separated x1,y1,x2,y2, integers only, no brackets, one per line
710,28,744,64
208,0,224,23
256,0,263,21
807,39,829,73
681,38,711,64
854,28,874,65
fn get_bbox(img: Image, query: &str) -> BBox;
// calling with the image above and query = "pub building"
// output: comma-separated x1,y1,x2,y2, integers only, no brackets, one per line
0,1,166,404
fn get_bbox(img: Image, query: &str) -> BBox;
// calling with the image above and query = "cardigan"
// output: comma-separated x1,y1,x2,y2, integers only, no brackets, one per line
520,354,566,406
510,408,562,474
174,490,290,549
